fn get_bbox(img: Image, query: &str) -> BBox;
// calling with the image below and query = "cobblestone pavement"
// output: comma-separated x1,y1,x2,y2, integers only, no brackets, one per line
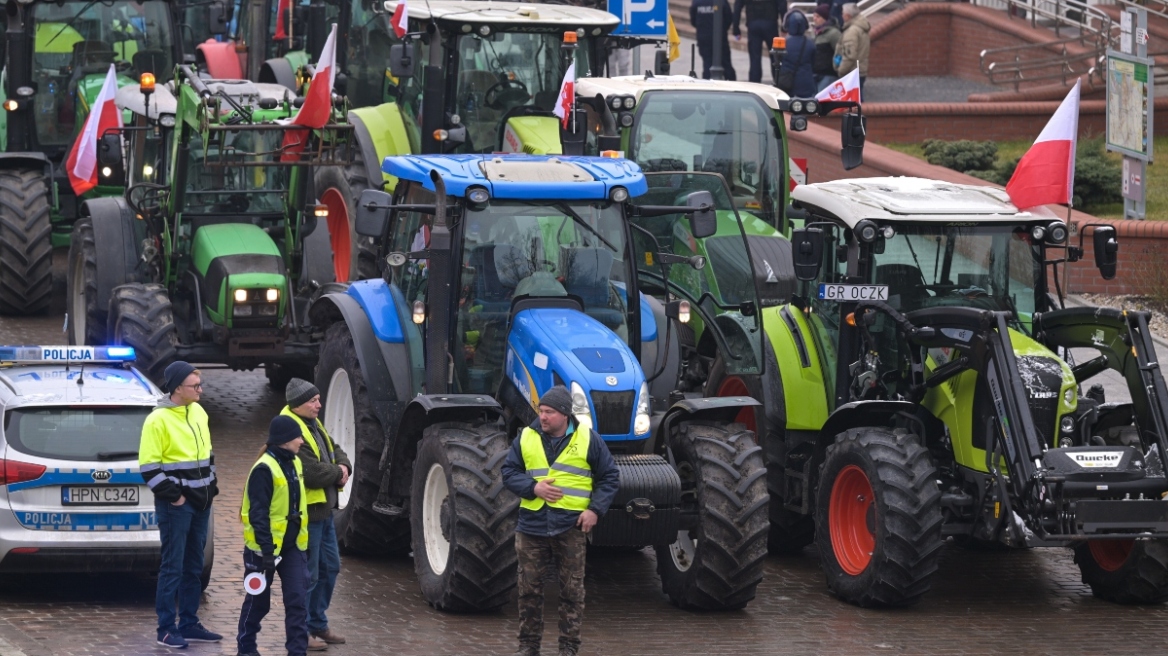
2,259,1168,656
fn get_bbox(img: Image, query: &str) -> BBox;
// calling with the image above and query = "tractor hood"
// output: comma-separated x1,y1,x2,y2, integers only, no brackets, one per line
190,223,287,326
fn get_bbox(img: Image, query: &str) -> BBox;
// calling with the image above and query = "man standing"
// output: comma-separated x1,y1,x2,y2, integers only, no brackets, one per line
812,4,841,91
139,361,221,649
690,0,737,81
834,2,870,93
732,0,786,84
502,386,620,656
282,378,352,651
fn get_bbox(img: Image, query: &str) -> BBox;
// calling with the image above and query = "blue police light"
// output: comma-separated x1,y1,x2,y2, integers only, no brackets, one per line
105,347,136,360
0,345,137,362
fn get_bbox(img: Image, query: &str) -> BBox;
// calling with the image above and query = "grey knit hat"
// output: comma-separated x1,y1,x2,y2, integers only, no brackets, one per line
286,377,320,409
538,385,573,418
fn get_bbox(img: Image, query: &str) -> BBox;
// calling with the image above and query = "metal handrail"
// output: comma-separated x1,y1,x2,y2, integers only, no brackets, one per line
788,0,898,21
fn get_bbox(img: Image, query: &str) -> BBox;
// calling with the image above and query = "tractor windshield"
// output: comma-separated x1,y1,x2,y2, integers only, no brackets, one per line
181,130,290,214
629,91,783,228
32,0,175,147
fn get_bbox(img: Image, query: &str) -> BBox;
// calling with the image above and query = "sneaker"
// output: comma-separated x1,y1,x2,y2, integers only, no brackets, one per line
181,623,223,643
312,629,346,644
156,631,188,649
307,635,328,651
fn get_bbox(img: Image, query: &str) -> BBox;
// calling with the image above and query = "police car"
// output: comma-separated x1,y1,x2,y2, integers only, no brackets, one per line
0,345,212,583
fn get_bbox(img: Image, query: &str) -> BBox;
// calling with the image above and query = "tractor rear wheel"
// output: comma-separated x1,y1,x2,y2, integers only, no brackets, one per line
108,283,178,386
0,168,52,315
266,362,315,392
67,218,107,345
316,321,411,555
1074,539,1168,604
315,154,380,283
655,420,769,610
411,422,518,612
815,427,943,607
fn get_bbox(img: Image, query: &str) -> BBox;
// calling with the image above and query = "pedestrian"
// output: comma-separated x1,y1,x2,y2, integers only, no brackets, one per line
690,0,737,81
139,361,221,649
812,4,841,91
236,416,311,656
777,11,816,98
731,0,786,83
502,385,620,656
835,2,870,93
283,378,351,650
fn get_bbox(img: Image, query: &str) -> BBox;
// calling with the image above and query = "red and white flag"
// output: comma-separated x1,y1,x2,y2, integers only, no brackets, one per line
815,68,861,104
392,0,409,38
65,64,122,196
553,62,575,129
275,0,291,40
282,24,338,161
1006,80,1080,209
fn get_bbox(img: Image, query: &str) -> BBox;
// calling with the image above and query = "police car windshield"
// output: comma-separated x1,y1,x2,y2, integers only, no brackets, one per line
4,407,150,461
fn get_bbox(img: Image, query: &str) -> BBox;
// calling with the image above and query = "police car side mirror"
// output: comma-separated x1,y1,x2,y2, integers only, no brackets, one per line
355,189,392,238
791,227,824,282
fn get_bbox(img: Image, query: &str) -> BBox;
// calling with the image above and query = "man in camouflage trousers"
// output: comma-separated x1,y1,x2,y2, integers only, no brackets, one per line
502,385,620,656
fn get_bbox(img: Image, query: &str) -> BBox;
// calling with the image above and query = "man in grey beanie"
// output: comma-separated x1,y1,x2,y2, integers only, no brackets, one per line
280,378,352,649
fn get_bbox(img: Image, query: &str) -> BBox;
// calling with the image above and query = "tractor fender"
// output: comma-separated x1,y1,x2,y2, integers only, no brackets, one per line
347,111,385,188
386,395,504,496
196,40,243,79
817,400,946,456
259,57,297,91
0,152,52,178
706,311,762,372
308,289,397,430
79,196,143,313
658,396,762,449
349,103,411,190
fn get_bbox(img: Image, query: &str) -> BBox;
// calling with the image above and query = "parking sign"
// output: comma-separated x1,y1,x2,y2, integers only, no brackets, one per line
608,0,669,38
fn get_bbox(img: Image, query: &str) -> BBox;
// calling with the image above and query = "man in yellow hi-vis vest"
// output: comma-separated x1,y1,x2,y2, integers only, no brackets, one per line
502,385,620,656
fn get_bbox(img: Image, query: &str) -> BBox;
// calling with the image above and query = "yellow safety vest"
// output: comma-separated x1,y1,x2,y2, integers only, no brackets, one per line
280,406,337,506
519,425,593,512
241,452,309,554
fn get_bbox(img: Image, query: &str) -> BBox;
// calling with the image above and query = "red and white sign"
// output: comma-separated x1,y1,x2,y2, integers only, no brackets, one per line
65,64,122,196
1005,79,1080,209
815,69,861,104
281,24,338,161
789,157,807,191
244,572,267,596
392,0,409,38
553,62,575,129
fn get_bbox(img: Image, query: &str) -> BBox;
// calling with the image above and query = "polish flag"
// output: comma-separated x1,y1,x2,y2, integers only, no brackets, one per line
65,64,122,196
275,0,290,40
1006,80,1080,209
815,68,861,104
392,0,409,38
553,62,575,129
282,24,338,161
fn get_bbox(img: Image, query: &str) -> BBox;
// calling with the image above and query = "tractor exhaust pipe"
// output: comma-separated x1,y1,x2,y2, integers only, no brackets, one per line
424,169,451,394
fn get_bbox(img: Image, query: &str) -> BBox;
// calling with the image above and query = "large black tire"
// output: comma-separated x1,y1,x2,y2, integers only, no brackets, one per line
815,427,943,607
67,218,107,345
411,422,518,612
0,168,52,315
1074,539,1168,604
706,354,814,555
655,421,769,610
315,153,380,283
108,283,178,386
316,321,411,555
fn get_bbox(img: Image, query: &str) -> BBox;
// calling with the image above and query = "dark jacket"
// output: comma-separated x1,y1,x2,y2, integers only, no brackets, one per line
779,11,817,97
501,420,620,538
813,21,841,76
246,446,303,556
732,0,786,33
297,418,353,523
690,0,734,42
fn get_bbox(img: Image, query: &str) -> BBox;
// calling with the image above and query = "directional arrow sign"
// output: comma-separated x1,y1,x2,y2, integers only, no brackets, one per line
609,0,669,39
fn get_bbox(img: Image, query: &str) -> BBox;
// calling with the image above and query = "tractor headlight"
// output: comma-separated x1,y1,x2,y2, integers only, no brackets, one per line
634,381,651,435
881,225,896,239
266,288,279,302
258,304,278,316
467,186,490,203
412,300,425,324
790,99,804,113
1064,387,1076,406
610,186,629,202
570,381,592,430
160,115,176,127
854,219,879,243
233,304,253,316
622,96,636,110
1060,415,1076,435
1048,223,1069,244
805,99,818,114
142,164,154,178
101,166,113,178
234,288,248,303
609,95,622,111
1031,225,1046,242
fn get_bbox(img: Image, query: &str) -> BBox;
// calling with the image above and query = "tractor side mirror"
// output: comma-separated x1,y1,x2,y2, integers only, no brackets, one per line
207,1,228,36
99,133,122,167
686,191,717,239
389,44,414,80
841,112,866,171
355,189,393,238
791,227,824,281
560,108,587,156
1092,225,1118,280
654,49,670,75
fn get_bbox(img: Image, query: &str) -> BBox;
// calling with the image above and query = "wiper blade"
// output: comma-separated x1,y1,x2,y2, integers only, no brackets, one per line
48,0,101,47
554,203,618,253
96,450,139,461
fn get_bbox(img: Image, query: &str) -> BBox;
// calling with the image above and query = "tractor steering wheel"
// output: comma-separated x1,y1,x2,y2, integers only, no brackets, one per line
484,78,531,110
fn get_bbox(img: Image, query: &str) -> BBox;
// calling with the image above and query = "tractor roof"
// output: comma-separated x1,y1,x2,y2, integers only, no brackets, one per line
575,76,790,110
119,79,292,119
383,0,619,29
382,154,647,200
791,177,1062,228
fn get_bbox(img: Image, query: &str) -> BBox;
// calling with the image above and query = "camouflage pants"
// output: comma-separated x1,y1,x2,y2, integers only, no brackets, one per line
516,529,587,655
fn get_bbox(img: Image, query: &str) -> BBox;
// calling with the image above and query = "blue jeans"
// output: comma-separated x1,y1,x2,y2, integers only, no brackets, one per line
237,545,309,656
154,498,210,635
307,514,341,634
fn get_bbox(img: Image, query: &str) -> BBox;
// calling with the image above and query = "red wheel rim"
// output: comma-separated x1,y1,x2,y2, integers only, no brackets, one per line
1088,539,1134,572
716,376,757,433
321,187,352,283
829,464,875,576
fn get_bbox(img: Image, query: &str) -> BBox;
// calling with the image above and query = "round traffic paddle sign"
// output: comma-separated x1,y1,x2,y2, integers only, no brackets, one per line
244,572,267,595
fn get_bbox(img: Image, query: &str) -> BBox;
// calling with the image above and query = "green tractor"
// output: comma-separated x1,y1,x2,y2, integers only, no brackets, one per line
768,176,1168,606
66,66,352,387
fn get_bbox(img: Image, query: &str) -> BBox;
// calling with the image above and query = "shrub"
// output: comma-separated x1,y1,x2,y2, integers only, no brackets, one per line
921,139,999,173
1073,137,1122,208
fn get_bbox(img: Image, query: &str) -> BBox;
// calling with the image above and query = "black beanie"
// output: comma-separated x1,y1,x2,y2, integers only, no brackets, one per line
538,385,574,418
164,361,197,394
286,377,320,409
268,416,303,445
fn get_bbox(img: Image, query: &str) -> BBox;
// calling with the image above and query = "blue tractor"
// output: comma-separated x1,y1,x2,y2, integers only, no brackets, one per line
307,154,771,612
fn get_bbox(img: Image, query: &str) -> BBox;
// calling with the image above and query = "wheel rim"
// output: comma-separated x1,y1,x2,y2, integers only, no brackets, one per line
716,376,756,433
668,530,697,573
1088,539,1134,572
422,462,451,576
829,464,875,576
69,254,86,344
323,368,356,509
321,187,352,283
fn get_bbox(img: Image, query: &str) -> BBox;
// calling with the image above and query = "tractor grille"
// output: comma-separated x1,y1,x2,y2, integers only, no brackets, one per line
1018,355,1064,447
591,390,634,436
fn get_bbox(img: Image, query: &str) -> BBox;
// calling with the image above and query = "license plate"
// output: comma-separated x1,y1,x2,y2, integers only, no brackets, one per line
817,283,889,301
61,485,139,506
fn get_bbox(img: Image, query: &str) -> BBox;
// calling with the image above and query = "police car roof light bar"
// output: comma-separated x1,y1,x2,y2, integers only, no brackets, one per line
0,346,137,363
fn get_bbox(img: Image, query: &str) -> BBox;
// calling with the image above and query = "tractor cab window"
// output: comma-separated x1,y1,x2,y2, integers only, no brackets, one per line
628,91,783,228
342,0,392,109
31,0,175,147
387,26,430,154
455,199,631,394
388,183,437,305
182,130,289,214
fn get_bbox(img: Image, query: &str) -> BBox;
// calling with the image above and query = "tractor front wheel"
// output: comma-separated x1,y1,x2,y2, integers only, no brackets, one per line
0,168,52,316
67,218,107,345
815,427,942,607
108,283,178,386
315,155,380,283
1074,539,1168,604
